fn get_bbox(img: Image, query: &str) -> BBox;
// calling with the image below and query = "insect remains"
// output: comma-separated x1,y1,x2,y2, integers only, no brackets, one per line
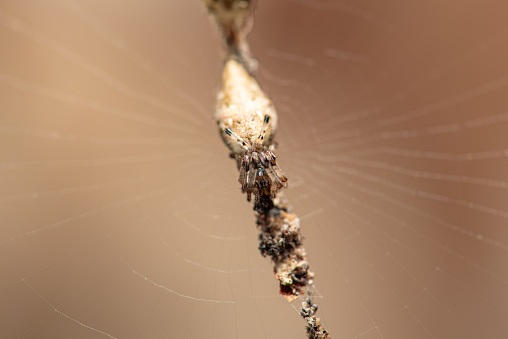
224,115,288,204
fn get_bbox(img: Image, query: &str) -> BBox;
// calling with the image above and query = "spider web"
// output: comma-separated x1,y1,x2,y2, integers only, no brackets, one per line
1,0,508,338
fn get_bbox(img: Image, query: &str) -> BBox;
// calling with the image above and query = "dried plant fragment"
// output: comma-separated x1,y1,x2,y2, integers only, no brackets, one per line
202,0,258,72
256,193,314,302
301,298,331,339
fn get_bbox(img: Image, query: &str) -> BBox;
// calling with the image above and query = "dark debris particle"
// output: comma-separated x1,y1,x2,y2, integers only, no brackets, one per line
254,195,274,214
258,227,302,261
301,298,330,339
291,263,309,284
306,316,330,339
300,298,318,318
242,171,328,335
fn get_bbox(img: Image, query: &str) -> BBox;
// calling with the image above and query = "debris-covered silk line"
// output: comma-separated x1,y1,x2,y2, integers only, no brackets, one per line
202,1,331,337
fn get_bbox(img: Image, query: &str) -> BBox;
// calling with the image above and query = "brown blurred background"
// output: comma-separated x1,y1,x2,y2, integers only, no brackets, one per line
1,0,507,338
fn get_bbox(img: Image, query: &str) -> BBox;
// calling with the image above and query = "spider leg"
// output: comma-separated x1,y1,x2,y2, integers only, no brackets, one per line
224,127,251,152
239,155,249,192
270,162,287,188
254,153,275,195
263,166,280,198
258,151,269,168
246,154,258,200
256,115,271,143
265,151,288,188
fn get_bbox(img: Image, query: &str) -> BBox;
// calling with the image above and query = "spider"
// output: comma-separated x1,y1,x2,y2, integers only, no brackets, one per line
224,115,288,203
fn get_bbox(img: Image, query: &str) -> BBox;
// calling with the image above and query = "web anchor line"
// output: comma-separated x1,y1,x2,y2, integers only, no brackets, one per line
203,0,331,337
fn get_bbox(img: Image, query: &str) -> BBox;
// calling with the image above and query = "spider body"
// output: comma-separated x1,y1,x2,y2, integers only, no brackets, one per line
225,115,287,203
216,58,287,203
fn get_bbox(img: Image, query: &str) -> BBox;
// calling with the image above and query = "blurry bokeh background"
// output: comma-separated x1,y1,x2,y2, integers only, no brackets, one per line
1,0,507,338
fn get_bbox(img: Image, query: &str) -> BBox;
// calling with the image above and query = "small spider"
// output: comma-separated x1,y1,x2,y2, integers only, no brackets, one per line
225,115,288,203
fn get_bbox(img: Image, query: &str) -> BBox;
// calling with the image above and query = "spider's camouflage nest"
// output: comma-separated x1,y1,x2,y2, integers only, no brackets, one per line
207,1,331,336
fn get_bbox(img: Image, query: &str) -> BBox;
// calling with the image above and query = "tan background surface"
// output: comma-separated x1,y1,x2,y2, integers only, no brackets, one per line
1,0,507,338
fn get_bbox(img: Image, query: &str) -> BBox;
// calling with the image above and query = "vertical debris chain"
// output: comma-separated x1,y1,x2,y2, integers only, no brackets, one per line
203,1,331,337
